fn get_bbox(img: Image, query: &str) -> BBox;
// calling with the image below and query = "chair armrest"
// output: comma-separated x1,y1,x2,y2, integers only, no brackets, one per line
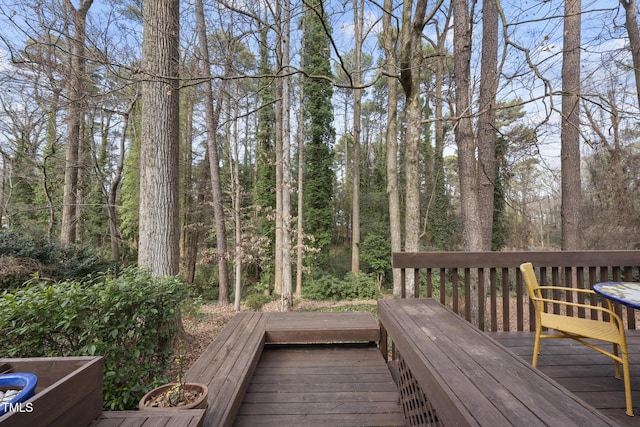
535,297,625,327
538,286,595,295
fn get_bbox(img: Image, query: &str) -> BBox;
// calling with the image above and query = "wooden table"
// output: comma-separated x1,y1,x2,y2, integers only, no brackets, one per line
378,298,619,426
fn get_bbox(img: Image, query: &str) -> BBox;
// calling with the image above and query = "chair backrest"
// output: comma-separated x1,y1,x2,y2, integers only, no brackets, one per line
520,262,541,302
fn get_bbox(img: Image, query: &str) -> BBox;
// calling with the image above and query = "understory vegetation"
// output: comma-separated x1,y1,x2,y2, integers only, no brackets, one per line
0,266,188,410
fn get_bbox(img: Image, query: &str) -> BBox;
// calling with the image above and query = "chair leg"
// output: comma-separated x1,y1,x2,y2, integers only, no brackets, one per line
532,329,541,368
612,343,621,379
622,346,634,417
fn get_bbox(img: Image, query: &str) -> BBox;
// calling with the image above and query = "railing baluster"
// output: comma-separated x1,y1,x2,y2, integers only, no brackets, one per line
576,266,585,318
452,269,459,314
588,266,598,319
439,268,446,305
564,267,574,317
464,268,471,322
552,267,561,315
478,267,485,331
490,268,497,332
502,267,510,332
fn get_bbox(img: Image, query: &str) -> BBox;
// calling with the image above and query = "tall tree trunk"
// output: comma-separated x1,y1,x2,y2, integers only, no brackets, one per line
621,0,640,108
454,0,482,326
561,0,582,250
230,88,243,311
351,0,364,274
399,0,428,297
296,21,306,300
100,95,138,264
477,0,498,250
274,7,284,296
187,151,211,290
181,83,196,266
383,0,402,297
280,0,293,310
61,0,93,244
195,0,230,304
138,0,180,277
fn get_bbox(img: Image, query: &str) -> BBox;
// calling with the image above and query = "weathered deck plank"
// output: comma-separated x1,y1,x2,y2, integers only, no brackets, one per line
234,345,405,427
490,330,640,426
91,410,205,427
264,312,379,343
184,312,267,427
379,298,619,426
182,312,381,427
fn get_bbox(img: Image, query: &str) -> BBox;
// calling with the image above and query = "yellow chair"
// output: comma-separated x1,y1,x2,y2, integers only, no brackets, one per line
519,262,633,416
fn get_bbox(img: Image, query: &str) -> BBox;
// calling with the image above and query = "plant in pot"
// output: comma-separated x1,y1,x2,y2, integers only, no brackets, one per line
138,354,208,410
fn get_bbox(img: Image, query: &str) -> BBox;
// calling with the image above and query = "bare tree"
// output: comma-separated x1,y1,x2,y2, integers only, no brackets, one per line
383,0,402,297
620,0,640,108
279,0,293,310
195,0,230,304
60,0,93,244
138,0,180,276
399,0,429,297
561,0,582,250
477,0,499,249
351,0,364,274
92,94,139,263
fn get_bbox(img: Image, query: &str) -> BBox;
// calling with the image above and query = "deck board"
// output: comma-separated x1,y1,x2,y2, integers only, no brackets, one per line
490,330,640,426
264,312,379,343
234,345,405,427
91,410,205,427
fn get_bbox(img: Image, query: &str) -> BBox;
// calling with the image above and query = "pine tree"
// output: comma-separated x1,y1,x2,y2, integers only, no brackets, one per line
303,1,335,264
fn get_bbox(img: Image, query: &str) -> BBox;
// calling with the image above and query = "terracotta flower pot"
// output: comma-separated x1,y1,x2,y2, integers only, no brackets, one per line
138,382,208,410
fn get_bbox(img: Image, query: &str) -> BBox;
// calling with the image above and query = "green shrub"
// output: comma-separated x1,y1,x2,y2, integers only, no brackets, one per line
303,272,381,301
0,267,187,410
0,230,109,289
244,293,274,311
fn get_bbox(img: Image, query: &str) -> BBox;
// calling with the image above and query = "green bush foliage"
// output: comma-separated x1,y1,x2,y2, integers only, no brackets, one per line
0,230,109,289
244,293,274,311
0,267,187,410
303,272,381,301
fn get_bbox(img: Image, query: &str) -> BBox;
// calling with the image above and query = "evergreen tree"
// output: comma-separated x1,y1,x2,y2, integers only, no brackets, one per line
303,1,335,264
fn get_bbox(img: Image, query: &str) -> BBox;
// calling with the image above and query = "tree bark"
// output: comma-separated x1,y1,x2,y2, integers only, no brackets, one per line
477,0,499,250
351,0,364,274
454,0,482,326
399,0,428,297
280,0,293,310
621,0,640,108
383,0,402,298
138,0,181,277
61,0,93,244
195,0,230,304
561,0,582,250
296,14,306,300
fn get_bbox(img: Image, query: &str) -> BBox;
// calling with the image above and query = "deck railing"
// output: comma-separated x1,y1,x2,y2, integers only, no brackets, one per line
393,251,640,332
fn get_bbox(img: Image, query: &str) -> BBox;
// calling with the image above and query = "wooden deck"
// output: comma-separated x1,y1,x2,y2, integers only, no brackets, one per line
490,330,640,427
234,344,405,426
20,306,638,426
184,311,396,427
91,410,205,426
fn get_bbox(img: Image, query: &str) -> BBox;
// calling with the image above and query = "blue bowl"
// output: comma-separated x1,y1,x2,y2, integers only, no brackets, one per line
0,373,37,416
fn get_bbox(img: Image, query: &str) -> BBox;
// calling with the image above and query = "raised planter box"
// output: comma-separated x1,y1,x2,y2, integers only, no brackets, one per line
0,356,103,427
